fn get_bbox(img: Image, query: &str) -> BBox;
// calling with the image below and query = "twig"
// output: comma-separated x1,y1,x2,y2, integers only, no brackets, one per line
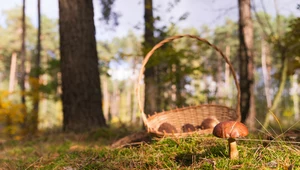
115,141,148,149
237,138,300,144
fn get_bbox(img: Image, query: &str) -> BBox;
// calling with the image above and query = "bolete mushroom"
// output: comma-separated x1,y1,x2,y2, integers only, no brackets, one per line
213,121,248,159
182,123,196,132
158,122,177,133
199,117,219,129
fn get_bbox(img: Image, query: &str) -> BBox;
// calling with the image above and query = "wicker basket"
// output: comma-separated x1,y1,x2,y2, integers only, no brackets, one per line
137,34,241,137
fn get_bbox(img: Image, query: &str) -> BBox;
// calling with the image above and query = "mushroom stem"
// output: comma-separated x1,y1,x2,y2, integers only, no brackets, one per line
228,138,238,159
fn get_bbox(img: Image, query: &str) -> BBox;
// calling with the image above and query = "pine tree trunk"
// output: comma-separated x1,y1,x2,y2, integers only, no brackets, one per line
261,38,272,108
59,0,106,132
20,0,28,129
291,74,299,120
126,82,132,122
30,0,42,134
263,56,288,128
110,82,120,120
175,61,183,106
102,76,110,122
7,53,18,137
216,52,223,104
9,53,17,93
143,0,157,115
238,0,256,129
225,45,232,106
131,57,139,124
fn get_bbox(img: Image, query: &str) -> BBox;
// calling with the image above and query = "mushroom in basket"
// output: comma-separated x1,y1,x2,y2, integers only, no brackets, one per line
182,123,196,132
199,117,220,130
158,122,177,133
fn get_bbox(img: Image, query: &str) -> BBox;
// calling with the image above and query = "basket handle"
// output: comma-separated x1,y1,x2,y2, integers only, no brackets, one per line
137,34,241,126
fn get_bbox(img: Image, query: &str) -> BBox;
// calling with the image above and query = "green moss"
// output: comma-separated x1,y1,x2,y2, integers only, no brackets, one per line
0,128,299,169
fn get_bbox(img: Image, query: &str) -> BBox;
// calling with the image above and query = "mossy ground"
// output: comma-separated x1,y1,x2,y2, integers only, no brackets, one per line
0,125,299,169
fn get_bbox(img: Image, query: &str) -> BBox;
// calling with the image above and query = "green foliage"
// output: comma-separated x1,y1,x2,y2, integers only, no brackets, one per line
283,18,300,74
0,7,36,77
97,30,142,74
0,6,62,134
37,58,61,100
251,12,299,126
99,0,119,27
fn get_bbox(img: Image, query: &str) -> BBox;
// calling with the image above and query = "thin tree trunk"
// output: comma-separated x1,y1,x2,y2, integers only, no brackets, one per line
157,65,164,110
110,82,120,120
131,87,138,124
238,0,255,129
9,53,17,93
261,1,286,128
130,88,136,124
263,56,288,128
291,74,299,120
261,38,272,108
20,0,27,129
126,82,132,123
247,66,256,131
173,61,180,106
143,0,157,115
225,45,231,106
6,53,18,138
130,57,138,124
102,76,110,122
30,0,42,134
216,51,223,104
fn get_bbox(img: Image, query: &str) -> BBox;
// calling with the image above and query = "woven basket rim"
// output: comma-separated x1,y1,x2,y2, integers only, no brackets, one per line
146,104,236,121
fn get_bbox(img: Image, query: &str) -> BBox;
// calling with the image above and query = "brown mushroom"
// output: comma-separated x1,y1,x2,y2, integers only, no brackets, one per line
182,123,196,132
213,121,248,159
199,117,219,129
158,122,177,133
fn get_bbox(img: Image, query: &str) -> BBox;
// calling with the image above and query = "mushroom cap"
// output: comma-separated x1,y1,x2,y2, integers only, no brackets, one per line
158,122,178,133
182,123,196,132
200,117,219,129
213,121,249,139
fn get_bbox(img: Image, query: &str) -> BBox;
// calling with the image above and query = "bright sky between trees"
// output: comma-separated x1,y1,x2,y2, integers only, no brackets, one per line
0,0,299,41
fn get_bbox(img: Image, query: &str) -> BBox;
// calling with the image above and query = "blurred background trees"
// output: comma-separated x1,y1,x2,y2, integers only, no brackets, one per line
0,0,299,138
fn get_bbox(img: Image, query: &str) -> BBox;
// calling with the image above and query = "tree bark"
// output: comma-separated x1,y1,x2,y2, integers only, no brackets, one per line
261,38,272,108
59,0,106,132
130,58,138,124
20,0,27,129
263,56,288,128
126,82,132,122
175,61,183,106
9,53,17,93
143,0,157,115
216,51,223,104
290,74,299,120
238,0,255,129
7,52,18,138
102,76,110,122
29,0,42,134
225,45,232,106
110,82,120,120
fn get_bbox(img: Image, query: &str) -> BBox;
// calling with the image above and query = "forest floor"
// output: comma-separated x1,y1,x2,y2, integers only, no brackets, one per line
0,124,299,170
